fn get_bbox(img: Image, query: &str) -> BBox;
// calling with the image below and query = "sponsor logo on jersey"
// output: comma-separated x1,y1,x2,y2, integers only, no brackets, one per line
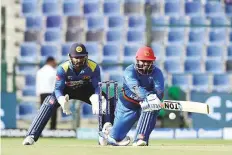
83,76,90,80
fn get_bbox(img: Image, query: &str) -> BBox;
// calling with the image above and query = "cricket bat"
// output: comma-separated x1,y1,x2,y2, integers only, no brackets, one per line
162,100,210,114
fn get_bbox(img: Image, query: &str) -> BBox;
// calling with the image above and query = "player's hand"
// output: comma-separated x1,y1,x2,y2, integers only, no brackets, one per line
58,94,72,115
89,94,106,114
140,94,161,112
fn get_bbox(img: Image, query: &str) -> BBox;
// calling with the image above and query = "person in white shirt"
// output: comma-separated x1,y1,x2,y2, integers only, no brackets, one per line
36,57,57,129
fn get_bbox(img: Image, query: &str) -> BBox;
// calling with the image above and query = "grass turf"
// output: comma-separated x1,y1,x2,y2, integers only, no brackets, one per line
1,138,232,155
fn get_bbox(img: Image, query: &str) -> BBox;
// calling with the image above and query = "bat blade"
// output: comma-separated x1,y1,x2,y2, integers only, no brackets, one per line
162,100,210,114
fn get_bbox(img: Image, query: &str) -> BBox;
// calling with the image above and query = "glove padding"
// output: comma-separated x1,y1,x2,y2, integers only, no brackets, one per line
89,94,106,114
140,94,161,112
58,94,72,115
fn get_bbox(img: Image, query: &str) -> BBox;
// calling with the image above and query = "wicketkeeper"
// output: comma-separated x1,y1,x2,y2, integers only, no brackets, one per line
100,46,164,146
23,43,115,145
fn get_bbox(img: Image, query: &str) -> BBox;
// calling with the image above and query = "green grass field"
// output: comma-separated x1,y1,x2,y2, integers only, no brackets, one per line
1,138,232,155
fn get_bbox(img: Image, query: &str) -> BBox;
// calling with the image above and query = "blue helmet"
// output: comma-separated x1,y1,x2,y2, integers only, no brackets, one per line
68,43,88,71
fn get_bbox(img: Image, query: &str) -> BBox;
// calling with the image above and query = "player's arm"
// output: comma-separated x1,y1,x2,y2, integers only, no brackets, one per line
91,65,101,94
54,66,66,99
152,69,165,101
90,65,106,114
124,68,150,101
140,71,164,112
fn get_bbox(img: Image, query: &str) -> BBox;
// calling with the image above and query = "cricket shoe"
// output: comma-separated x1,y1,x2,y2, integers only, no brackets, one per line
99,122,112,146
132,139,147,146
108,136,131,146
22,135,35,145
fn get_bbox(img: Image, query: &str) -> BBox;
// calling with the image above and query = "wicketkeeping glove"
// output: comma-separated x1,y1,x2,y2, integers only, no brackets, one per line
140,94,161,112
89,94,106,114
58,94,72,115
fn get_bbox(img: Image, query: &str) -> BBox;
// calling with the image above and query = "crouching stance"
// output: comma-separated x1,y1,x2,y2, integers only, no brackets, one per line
100,46,164,146
23,43,115,145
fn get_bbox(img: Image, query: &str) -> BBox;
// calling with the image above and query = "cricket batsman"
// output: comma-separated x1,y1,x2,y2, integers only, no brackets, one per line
100,46,164,146
23,43,115,145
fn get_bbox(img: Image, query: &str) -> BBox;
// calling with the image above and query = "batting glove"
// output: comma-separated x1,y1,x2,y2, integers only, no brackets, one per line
58,94,72,115
89,94,106,114
140,94,161,112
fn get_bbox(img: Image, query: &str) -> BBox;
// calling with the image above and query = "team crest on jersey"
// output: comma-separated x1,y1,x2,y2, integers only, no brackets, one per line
76,46,82,53
144,51,150,56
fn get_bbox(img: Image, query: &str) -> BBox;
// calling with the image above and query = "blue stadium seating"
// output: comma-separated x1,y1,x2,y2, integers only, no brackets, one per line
103,0,121,15
210,17,228,27
165,44,183,59
44,29,61,42
207,44,223,60
40,44,59,62
108,15,125,29
63,0,81,15
164,59,182,73
123,44,140,63
209,29,226,43
102,66,123,75
83,0,100,16
168,30,185,43
190,16,208,29
42,1,59,15
19,43,38,63
18,102,37,120
102,44,120,63
225,4,232,17
185,1,202,16
106,30,123,42
213,74,230,92
87,16,105,30
152,16,169,30
26,15,42,30
25,75,36,87
109,74,123,85
186,43,203,60
84,42,100,63
205,59,224,73
128,15,146,30
184,59,202,73
46,15,62,28
165,1,180,16
17,64,38,75
22,0,37,16
151,43,164,61
228,45,232,60
189,29,206,43
18,0,232,94
127,30,145,43
22,87,36,96
192,74,210,92
172,74,189,91
169,16,189,27
61,43,72,61
230,31,232,42
205,2,223,17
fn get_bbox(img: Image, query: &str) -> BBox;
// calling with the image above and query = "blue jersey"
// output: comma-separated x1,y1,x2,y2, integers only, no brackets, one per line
122,64,164,102
54,59,100,99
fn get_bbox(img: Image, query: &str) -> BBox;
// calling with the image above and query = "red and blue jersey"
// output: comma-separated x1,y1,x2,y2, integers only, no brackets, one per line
122,64,164,104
